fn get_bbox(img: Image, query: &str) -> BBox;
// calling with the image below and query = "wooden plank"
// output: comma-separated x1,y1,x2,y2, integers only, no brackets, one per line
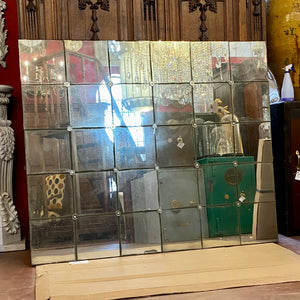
36,243,300,300
238,0,247,41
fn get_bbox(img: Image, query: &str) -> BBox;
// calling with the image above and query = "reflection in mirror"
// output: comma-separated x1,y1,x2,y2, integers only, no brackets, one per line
30,218,75,265
154,84,193,125
76,171,117,214
156,125,195,167
19,40,65,84
73,128,114,171
111,82,154,127
151,41,191,83
115,127,155,170
22,85,68,129
77,215,120,260
65,40,109,84
69,85,112,128
25,130,71,174
230,42,267,82
191,41,230,82
120,212,161,256
108,41,151,84
27,174,73,219
162,208,202,252
117,169,159,212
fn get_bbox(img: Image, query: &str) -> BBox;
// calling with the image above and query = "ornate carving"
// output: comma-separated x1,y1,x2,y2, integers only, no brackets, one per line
78,0,110,40
183,0,220,41
143,0,156,21
0,192,20,234
26,0,37,12
25,0,39,39
0,85,20,238
0,0,8,68
0,127,14,161
253,0,261,16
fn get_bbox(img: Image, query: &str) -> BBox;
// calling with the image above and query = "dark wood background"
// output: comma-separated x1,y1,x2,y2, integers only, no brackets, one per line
17,0,266,41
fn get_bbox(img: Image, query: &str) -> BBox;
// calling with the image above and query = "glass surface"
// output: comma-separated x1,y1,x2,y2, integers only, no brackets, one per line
156,125,195,167
21,40,277,264
117,169,159,212
161,208,202,252
25,130,71,174
191,41,230,82
72,129,114,171
232,82,269,122
108,41,151,84
115,127,155,169
77,214,120,260
194,83,231,115
202,204,241,248
76,171,117,214
158,169,199,209
120,212,161,256
69,85,112,128
65,40,109,84
30,218,75,264
154,84,193,125
19,40,65,85
22,85,69,129
111,83,154,126
230,41,267,82
151,41,191,83
27,174,73,219
238,122,273,160
198,158,256,206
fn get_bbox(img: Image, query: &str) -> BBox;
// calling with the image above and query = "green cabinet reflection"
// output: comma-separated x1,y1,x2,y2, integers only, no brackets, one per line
199,156,256,237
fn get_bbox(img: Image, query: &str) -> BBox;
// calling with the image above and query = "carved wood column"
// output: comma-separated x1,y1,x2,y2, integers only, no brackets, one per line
0,0,8,68
0,85,22,248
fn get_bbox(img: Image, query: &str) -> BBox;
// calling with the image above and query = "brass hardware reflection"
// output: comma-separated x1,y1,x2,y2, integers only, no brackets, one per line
296,150,300,171
189,201,196,206
171,200,181,209
224,168,243,186
177,221,191,227
224,194,229,200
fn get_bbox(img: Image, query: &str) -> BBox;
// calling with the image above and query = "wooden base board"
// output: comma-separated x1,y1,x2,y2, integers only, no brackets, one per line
36,243,300,300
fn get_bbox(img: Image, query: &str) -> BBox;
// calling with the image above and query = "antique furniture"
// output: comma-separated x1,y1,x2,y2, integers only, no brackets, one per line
271,101,300,235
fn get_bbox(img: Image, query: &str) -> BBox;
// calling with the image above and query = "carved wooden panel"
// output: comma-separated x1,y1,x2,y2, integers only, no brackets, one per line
17,0,266,41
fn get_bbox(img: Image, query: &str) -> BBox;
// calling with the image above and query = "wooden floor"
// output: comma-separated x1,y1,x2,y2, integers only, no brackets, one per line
1,235,300,300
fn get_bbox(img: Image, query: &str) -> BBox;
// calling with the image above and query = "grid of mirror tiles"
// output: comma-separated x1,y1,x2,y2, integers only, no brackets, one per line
19,40,277,265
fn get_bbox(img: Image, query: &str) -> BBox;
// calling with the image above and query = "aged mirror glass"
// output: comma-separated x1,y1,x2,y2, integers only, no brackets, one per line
19,40,277,265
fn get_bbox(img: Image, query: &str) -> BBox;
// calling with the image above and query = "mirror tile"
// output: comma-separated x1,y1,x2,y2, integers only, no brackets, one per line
154,84,193,125
69,85,112,128
77,214,120,260
117,169,159,212
72,129,114,171
65,40,109,84
108,41,151,84
120,212,161,256
151,41,191,83
76,171,117,214
230,42,267,82
19,40,65,85
25,130,71,174
22,85,69,129
115,126,155,170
